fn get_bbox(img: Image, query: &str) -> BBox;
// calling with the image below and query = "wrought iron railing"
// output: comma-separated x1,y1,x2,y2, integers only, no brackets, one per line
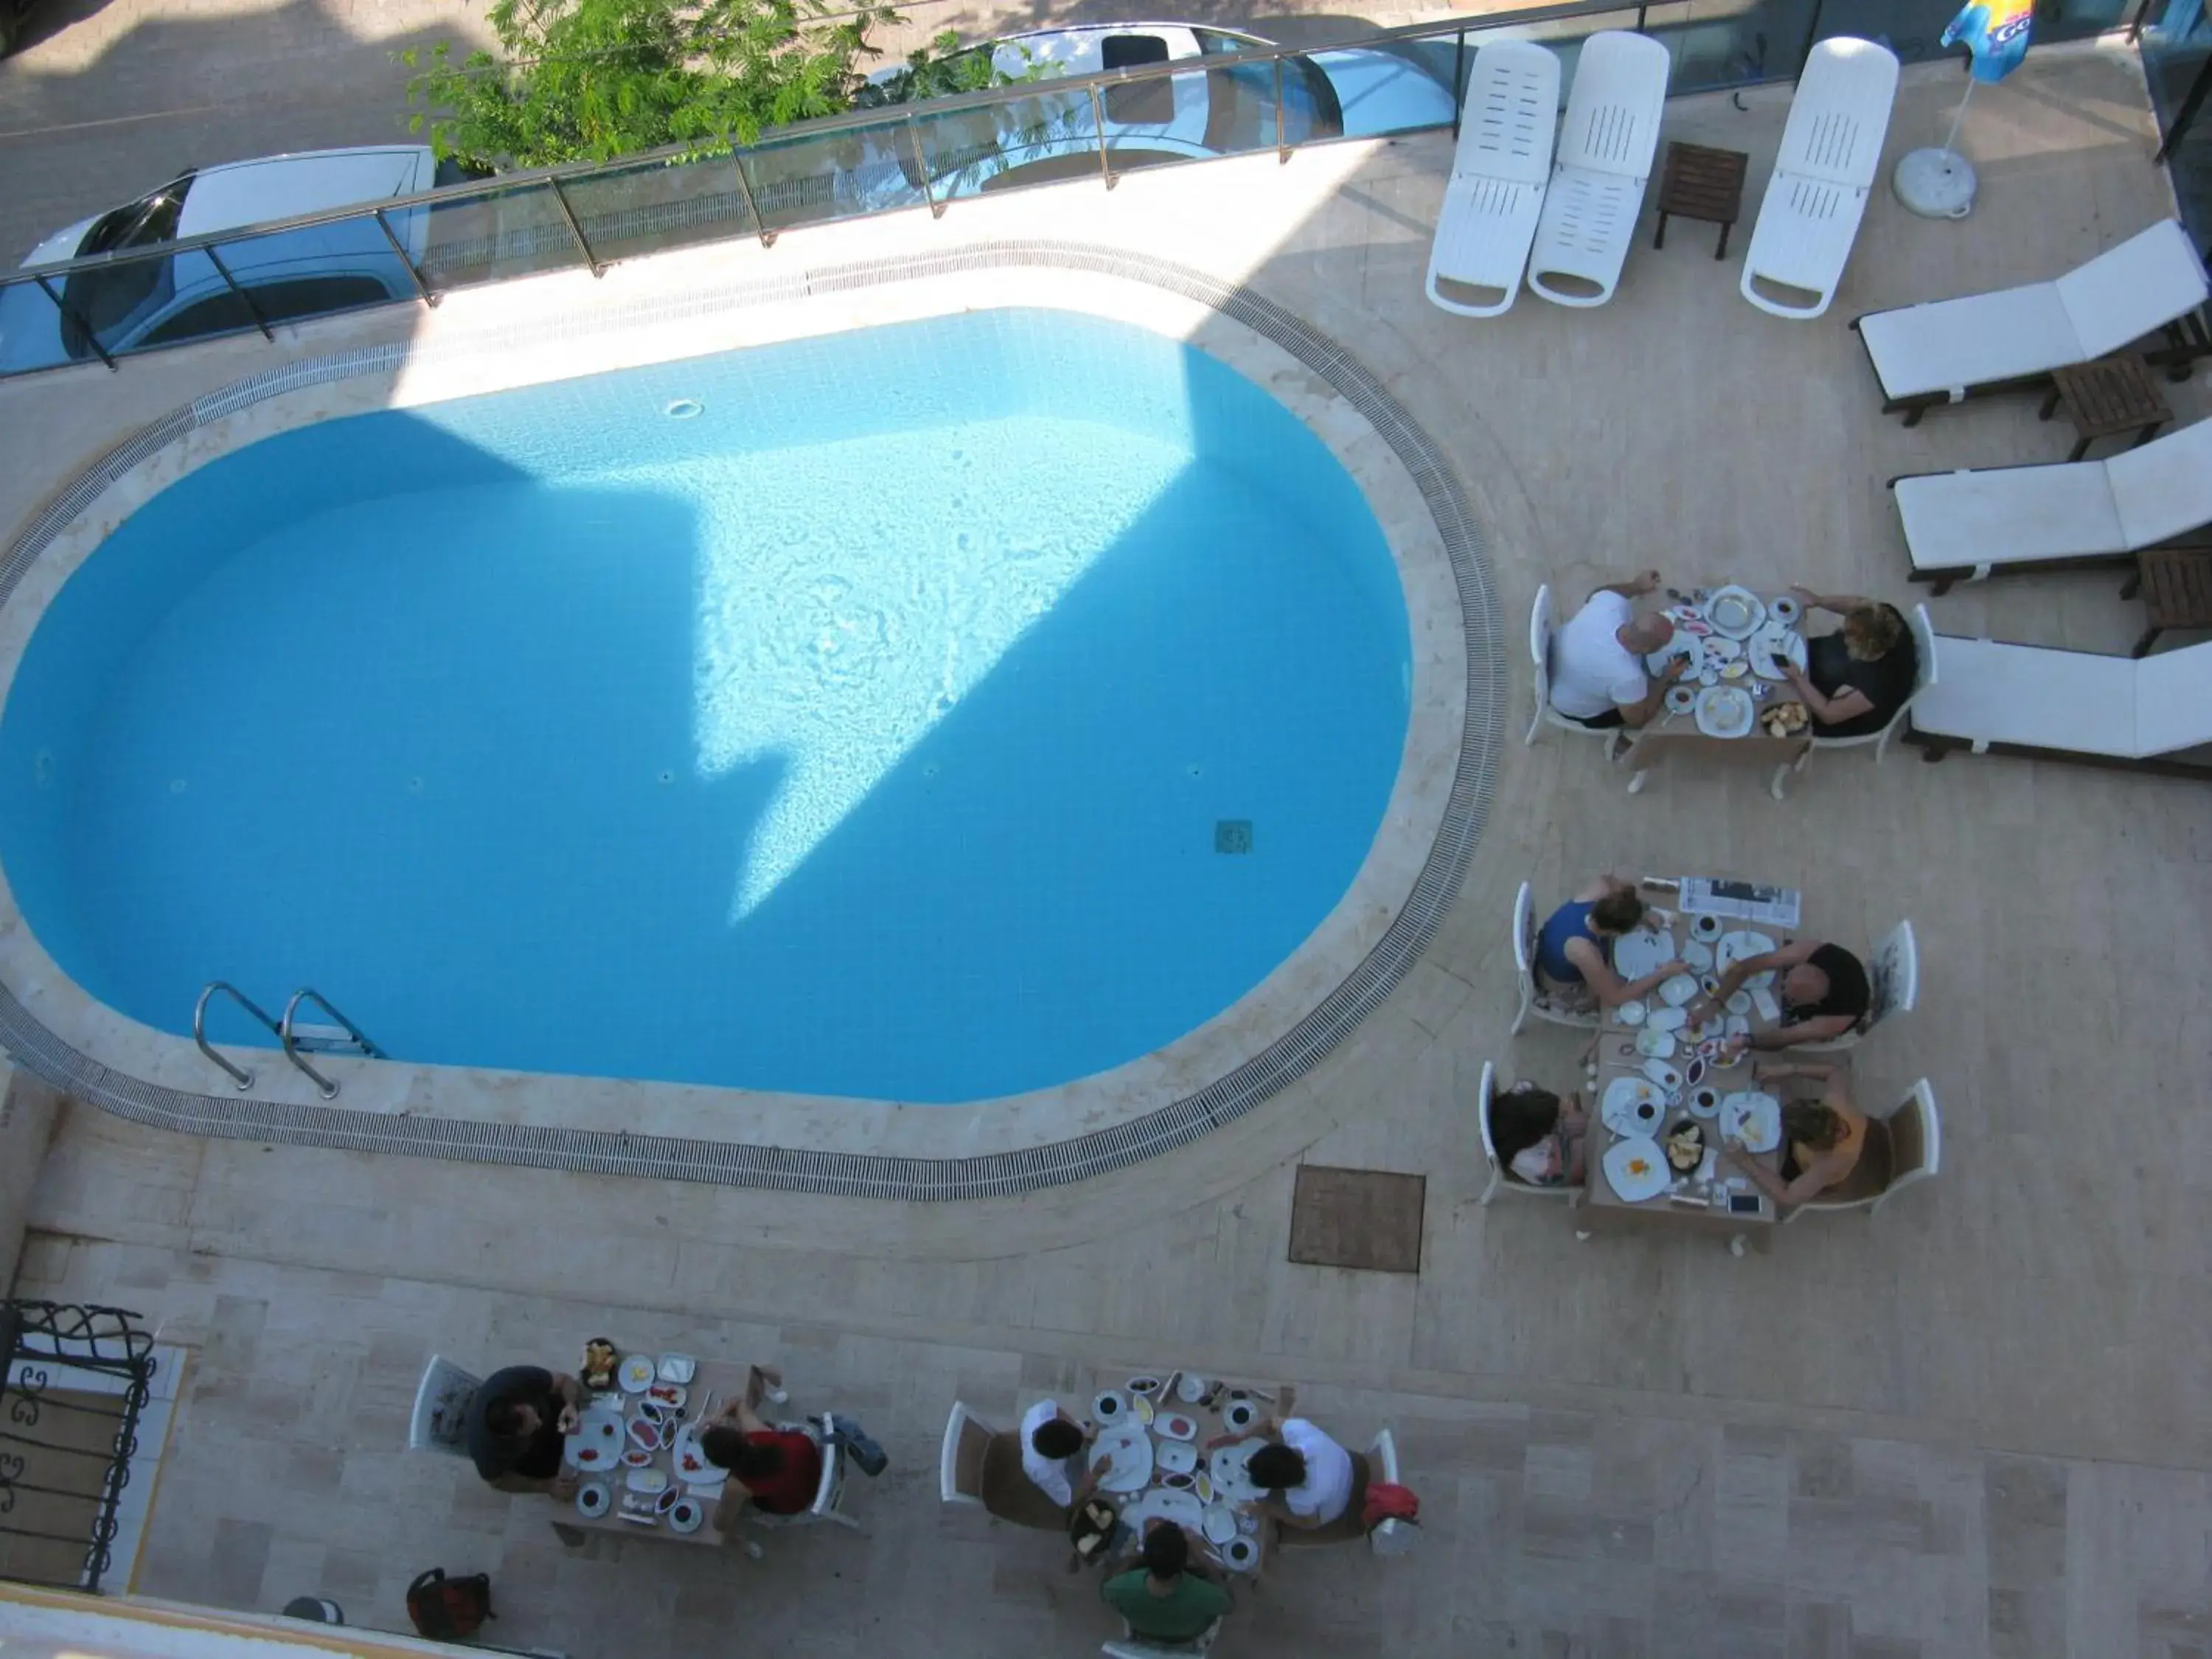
0,1300,159,1593
0,0,2146,380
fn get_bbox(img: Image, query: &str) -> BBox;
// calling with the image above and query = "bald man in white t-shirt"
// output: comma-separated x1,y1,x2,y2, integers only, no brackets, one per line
1547,570,1688,742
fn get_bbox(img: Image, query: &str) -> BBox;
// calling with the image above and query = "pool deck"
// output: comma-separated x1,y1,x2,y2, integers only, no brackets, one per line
7,38,2212,1658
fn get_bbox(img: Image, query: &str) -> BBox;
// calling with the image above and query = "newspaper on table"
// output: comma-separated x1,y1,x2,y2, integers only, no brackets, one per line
1676,877,1801,930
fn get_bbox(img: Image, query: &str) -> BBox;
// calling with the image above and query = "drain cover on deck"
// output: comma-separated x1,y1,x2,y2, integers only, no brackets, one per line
1288,1166,1425,1273
1214,820,1253,855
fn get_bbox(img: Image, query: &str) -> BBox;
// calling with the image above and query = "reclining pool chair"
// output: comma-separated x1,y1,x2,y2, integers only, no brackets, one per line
1907,634,2212,776
1426,40,1562,317
1739,36,1899,321
1853,219,2212,424
1525,30,1671,308
1893,416,2212,591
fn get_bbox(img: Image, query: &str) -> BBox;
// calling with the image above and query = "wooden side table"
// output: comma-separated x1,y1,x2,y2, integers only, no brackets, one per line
1653,142,1750,260
2039,352,2173,462
2126,545,2212,657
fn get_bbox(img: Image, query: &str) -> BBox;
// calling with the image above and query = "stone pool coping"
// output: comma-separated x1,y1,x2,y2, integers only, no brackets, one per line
0,240,1504,1197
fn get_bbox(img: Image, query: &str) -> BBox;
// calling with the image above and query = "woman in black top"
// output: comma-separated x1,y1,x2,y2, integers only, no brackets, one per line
1693,939,1871,1049
465,1365,584,1491
1778,591,1916,740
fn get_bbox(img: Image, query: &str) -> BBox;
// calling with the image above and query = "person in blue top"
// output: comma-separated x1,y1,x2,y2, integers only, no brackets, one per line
1535,874,1688,1013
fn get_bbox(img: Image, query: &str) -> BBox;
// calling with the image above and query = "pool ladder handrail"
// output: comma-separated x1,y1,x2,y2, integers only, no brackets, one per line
194,981,384,1099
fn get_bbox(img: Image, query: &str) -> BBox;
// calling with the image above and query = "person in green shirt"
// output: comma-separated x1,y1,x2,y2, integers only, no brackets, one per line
1102,1517,1233,1646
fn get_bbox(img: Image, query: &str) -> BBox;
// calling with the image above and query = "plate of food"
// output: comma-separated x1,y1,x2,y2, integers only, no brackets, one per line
1694,684,1756,739
1612,928,1676,981
1664,683,1697,714
1680,939,1714,970
1663,1120,1706,1173
1719,1091,1782,1154
1618,998,1647,1026
575,1477,612,1518
655,1354,696,1385
644,1381,687,1411
624,1467,669,1495
622,1447,652,1468
1747,622,1808,680
1642,1058,1683,1092
1158,1413,1198,1442
1207,1441,1263,1504
1704,585,1767,639
1158,1441,1199,1475
670,1424,727,1491
1761,698,1810,740
1769,593,1803,625
1688,1085,1722,1119
1634,1026,1676,1058
618,1355,656,1394
1091,1425,1153,1492
667,1496,705,1534
1716,931,1778,972
1646,631,1706,679
1130,1395,1156,1425
1603,1135,1672,1203
581,1339,620,1394
626,1416,663,1453
1093,1389,1130,1425
1222,1397,1262,1433
1601,1075,1665,1135
1658,973,1700,1007
563,1407,625,1470
1646,1005,1688,1033
1127,1374,1164,1397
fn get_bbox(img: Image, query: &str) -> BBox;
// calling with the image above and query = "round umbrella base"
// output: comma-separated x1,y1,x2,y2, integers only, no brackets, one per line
1893,147,1978,219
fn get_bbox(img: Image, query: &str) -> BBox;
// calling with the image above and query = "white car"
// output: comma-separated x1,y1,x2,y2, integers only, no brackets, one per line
2,145,438,372
869,23,1459,198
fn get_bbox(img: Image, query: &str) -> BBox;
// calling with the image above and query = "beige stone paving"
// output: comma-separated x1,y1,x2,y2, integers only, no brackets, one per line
6,38,2212,1659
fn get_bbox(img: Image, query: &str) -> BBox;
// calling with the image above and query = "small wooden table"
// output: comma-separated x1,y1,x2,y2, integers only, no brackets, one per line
1624,586,1812,799
1653,142,1750,260
1078,1369,1276,1576
2126,545,2212,657
554,1354,774,1548
2039,352,2172,462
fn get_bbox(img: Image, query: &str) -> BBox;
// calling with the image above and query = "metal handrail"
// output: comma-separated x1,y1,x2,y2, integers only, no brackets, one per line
279,988,383,1099
0,0,1642,288
192,980,279,1091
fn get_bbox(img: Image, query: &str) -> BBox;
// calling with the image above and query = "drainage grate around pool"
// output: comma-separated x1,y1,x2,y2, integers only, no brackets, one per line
1214,820,1253,855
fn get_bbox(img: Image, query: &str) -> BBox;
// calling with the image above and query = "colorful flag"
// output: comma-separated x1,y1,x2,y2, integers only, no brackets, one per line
1941,0,2034,83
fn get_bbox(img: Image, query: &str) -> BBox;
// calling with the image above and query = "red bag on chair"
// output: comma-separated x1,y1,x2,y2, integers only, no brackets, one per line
1362,1481,1420,1530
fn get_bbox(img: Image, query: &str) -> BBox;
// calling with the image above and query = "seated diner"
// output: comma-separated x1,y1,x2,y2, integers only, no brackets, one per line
1488,1079,1590,1189
1547,570,1687,738
1537,874,1688,1012
1225,1414,1356,1531
705,1395,824,1526
1102,1517,1232,1645
1778,588,1917,739
1722,1062,1870,1208
465,1363,584,1495
1696,936,1871,1048
1020,1398,1109,1512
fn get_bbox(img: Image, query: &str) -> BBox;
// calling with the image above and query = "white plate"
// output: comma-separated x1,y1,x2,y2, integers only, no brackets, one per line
1222,1535,1262,1572
1611,928,1675,981
625,1467,669,1495
669,1424,727,1492
1091,1425,1153,1492
1687,1087,1723,1119
1601,1075,1665,1135
1705,585,1767,639
1664,684,1696,714
1726,990,1753,1015
1726,1015,1752,1037
1203,1501,1239,1545
1691,913,1725,940
1694,685,1756,739
1645,1006,1687,1032
1603,1135,1672,1202
1157,1441,1198,1474
1157,1413,1199,1442
655,1354,697,1385
563,1407,626,1471
1747,622,1808,680
1634,1026,1676,1058
1769,594,1803,625
1642,1058,1683,1091
1175,1374,1208,1403
1127,1375,1164,1397
1716,931,1778,971
1123,1488,1206,1535
618,1356,655,1394
642,1381,687,1412
1702,635,1746,663
1093,1389,1130,1425
1646,632,1706,678
1618,999,1647,1026
1206,1441,1263,1504
667,1496,705,1534
1699,668,1720,687
575,1478,612,1518
1658,975,1700,1006
1680,940,1714,970
1720,1091,1782,1154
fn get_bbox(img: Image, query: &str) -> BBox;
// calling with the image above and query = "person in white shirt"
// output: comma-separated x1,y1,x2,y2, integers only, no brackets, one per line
1547,570,1687,737
1019,1399,1106,1512
1239,1416,1356,1529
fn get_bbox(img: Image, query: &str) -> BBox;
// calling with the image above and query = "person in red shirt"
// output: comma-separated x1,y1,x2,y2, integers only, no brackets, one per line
703,1396,822,1527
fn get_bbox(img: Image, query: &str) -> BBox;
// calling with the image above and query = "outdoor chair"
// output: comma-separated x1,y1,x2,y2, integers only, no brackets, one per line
1103,1621,1223,1658
939,1400,992,1506
1893,417,2212,591
1366,1427,1418,1557
742,1419,861,1541
1797,919,1916,1053
1907,634,2212,776
1853,219,2212,423
1477,1060,1582,1205
1790,604,1938,776
1739,36,1900,321
1526,584,1638,759
1526,30,1671,308
1784,1078,1942,1220
1426,40,1562,317
1511,881,1601,1036
407,1354,480,1458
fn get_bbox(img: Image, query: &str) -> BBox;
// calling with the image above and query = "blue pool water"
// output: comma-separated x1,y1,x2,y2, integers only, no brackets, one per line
0,310,1411,1103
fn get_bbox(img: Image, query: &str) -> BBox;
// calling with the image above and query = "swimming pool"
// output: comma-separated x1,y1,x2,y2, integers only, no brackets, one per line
0,308,1412,1105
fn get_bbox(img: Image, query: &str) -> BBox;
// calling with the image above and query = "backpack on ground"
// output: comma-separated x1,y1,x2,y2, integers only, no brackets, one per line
406,1569,494,1642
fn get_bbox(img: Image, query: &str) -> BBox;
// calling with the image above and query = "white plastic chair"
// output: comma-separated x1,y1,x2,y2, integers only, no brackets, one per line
743,1422,861,1537
1367,1427,1418,1557
408,1355,481,1457
1526,30,1671,308
1511,881,1601,1037
1427,41,1562,317
1798,919,1916,1052
1739,37,1899,321
1894,417,2212,589
940,1401,993,1506
1785,1078,1942,1220
1476,1060,1583,1204
1104,1624,1223,1659
1792,604,1938,779
1856,219,2211,420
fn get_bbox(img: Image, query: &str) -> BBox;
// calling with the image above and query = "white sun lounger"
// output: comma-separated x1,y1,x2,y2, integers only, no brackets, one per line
1910,635,2212,774
1854,219,2212,422
1739,36,1899,321
1426,41,1562,318
1893,416,2212,590
1525,30,1670,309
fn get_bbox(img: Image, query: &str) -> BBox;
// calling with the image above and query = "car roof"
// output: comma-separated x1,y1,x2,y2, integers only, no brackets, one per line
174,146,433,239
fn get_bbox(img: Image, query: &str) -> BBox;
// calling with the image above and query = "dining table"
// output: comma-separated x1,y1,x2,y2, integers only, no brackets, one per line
1624,584,1815,799
550,1348,779,1548
1081,1368,1278,1578
1579,877,1806,1253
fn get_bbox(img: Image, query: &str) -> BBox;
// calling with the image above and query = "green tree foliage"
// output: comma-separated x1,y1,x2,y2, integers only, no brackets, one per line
403,0,996,171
